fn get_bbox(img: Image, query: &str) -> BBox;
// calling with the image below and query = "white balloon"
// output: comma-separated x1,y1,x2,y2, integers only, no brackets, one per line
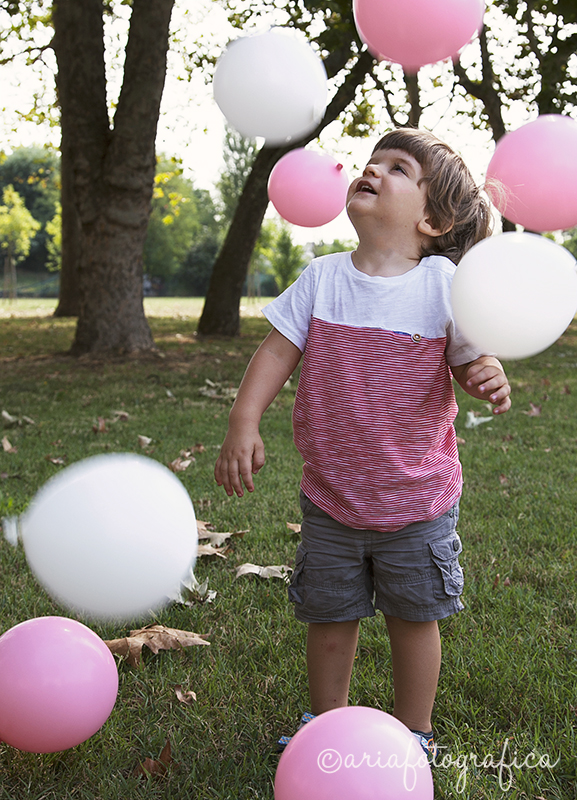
213,28,328,145
451,232,577,360
20,454,197,620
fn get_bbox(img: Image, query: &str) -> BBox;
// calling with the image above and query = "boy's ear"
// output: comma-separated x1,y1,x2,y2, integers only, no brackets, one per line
417,216,453,239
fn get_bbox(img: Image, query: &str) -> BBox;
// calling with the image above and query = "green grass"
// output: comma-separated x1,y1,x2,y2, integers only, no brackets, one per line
1,300,576,799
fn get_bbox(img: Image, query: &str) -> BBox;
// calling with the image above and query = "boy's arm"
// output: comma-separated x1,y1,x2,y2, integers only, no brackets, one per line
451,355,512,415
214,328,302,497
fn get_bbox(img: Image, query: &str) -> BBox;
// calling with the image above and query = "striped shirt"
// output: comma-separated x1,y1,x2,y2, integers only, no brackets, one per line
263,252,481,532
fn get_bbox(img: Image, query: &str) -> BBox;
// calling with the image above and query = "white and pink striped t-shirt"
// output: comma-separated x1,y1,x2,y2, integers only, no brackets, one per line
263,252,482,532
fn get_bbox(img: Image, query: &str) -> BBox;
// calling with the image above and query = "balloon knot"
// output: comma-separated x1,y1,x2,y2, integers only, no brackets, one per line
336,163,344,171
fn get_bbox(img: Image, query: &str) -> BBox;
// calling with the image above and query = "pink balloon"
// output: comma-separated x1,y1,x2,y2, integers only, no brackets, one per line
0,616,118,753
353,0,485,72
486,115,577,232
275,707,433,800
268,149,349,227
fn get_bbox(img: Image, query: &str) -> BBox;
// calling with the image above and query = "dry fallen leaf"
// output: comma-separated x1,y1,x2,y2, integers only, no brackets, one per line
168,456,194,473
286,522,301,534
134,739,175,778
168,569,217,606
174,685,197,705
1,436,17,454
46,455,66,466
456,436,466,445
93,416,107,434
105,625,209,667
465,410,493,429
499,474,508,486
197,542,229,558
1,410,18,427
235,563,293,582
522,403,542,417
138,434,153,448
2,410,35,428
198,378,238,400
197,520,248,547
168,448,201,473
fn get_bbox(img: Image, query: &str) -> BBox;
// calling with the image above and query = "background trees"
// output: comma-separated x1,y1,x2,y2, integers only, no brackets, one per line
0,147,60,276
1,0,576,346
195,0,577,335
0,184,41,298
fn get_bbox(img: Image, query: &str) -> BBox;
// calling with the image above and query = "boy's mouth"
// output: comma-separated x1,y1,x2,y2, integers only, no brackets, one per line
355,180,377,195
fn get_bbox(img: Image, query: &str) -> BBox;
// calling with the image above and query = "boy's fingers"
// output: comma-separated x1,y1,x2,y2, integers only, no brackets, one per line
238,459,255,494
466,366,497,388
252,442,266,474
215,463,235,497
493,395,512,414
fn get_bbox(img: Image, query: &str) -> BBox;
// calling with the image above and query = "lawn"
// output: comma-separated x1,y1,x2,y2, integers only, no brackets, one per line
0,299,576,799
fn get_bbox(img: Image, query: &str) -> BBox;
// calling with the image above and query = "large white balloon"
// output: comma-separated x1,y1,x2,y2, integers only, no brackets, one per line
451,232,577,360
213,28,328,146
19,454,198,620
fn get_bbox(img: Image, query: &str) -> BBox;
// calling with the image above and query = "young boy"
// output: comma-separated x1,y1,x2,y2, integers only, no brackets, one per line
214,128,511,757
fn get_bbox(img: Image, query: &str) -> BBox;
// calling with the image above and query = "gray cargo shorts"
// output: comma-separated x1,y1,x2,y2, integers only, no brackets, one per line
288,492,464,623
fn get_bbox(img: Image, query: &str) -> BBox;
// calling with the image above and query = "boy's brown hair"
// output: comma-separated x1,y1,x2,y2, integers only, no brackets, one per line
373,127,492,264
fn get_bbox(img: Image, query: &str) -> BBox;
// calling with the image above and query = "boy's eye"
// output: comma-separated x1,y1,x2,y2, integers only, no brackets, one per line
392,163,407,175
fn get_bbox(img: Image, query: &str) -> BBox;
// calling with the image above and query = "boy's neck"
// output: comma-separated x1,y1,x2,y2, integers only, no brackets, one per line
351,242,421,278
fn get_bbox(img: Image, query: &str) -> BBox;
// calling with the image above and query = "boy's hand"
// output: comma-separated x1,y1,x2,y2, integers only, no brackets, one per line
461,357,512,415
214,425,265,497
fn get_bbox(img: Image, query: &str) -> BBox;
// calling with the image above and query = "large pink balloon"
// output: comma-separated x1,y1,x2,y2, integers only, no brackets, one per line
268,149,349,227
353,0,485,72
275,706,433,800
486,115,577,232
0,616,118,753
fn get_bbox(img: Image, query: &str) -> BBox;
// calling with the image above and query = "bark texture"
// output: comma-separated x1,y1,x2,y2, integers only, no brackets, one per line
52,0,174,353
53,137,81,316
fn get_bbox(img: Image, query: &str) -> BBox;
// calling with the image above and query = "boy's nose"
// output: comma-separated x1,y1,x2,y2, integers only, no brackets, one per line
363,163,379,177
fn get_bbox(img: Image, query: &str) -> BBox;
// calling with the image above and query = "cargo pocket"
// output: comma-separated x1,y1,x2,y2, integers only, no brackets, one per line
288,546,307,605
429,533,464,599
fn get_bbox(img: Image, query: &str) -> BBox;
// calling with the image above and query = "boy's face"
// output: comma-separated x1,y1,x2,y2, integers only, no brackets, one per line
346,147,430,236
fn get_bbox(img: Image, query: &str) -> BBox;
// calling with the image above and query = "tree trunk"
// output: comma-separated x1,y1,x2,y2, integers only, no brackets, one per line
404,71,422,127
3,246,16,301
198,50,375,338
53,134,81,316
453,25,507,143
52,0,174,354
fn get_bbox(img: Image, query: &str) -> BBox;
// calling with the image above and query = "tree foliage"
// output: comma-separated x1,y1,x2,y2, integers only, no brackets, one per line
0,184,41,297
267,224,306,293
216,127,257,227
0,146,60,272
143,156,220,294
0,184,41,260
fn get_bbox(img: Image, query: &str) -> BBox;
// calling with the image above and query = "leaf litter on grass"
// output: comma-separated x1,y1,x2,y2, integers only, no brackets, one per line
105,625,210,668
134,739,176,779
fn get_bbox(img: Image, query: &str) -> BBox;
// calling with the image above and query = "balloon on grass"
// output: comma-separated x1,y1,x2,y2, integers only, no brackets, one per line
0,616,118,753
275,706,433,800
353,0,485,72
213,28,328,145
451,232,577,360
19,453,198,620
268,149,349,227
486,114,577,232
